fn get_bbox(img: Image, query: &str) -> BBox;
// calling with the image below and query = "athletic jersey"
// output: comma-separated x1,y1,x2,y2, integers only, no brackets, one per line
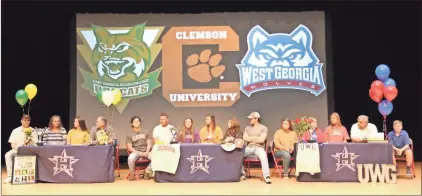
151,144,181,174
295,143,321,176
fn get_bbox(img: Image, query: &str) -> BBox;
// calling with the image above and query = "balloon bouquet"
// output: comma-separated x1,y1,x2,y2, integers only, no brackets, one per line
369,64,398,138
15,84,38,115
95,89,122,124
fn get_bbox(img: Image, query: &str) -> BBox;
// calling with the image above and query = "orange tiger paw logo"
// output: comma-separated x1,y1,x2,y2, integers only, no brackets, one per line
186,49,226,83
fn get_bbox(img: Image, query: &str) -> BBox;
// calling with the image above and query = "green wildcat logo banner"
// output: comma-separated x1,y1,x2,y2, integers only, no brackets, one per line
77,24,164,113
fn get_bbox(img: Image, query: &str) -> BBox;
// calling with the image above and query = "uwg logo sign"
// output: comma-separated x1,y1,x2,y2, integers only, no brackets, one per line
357,164,397,184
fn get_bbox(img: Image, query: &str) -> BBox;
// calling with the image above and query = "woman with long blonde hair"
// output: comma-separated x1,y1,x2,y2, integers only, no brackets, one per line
199,114,223,143
324,112,350,143
43,115,67,145
178,118,199,143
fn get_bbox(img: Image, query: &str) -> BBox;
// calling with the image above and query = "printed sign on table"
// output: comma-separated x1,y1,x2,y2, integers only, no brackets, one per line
12,155,37,184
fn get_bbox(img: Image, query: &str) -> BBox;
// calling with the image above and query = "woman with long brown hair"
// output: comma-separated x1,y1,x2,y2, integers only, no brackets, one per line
178,118,200,143
224,117,243,143
324,112,350,143
43,115,67,145
273,118,298,179
67,116,90,145
199,114,223,143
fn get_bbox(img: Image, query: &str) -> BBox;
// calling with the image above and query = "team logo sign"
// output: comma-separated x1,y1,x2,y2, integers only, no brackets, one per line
77,23,164,113
161,26,240,107
237,25,326,96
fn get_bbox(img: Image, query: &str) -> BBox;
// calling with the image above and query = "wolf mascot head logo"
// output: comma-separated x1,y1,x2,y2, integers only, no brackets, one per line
237,25,326,96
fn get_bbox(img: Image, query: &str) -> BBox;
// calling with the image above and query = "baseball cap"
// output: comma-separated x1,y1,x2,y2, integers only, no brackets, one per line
247,112,260,119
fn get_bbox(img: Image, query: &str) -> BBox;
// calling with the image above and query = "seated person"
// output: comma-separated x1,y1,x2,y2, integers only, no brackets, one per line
43,115,67,145
302,117,325,143
89,116,116,145
153,113,176,145
388,120,413,177
178,118,199,143
224,117,243,143
242,112,271,184
324,112,350,143
199,114,223,143
350,115,378,143
67,116,90,145
3,115,38,184
127,116,152,181
274,118,298,179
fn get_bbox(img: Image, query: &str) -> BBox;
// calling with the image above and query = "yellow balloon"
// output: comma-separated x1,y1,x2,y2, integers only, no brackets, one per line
112,89,122,105
25,84,38,100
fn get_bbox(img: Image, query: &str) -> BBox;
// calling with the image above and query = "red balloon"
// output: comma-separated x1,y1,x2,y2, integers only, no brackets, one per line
384,86,398,101
369,88,383,103
371,80,384,91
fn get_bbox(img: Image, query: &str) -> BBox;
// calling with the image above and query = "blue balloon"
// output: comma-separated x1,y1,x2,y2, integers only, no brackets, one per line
378,100,393,116
375,64,390,82
384,78,396,87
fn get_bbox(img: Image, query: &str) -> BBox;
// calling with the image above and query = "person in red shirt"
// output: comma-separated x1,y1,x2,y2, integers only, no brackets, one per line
302,117,325,143
324,112,350,143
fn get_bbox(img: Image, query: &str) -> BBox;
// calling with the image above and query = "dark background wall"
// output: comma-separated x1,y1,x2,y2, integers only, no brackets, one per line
2,1,421,164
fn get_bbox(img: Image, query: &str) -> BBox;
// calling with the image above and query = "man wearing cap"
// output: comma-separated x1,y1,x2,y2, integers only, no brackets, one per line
242,112,271,184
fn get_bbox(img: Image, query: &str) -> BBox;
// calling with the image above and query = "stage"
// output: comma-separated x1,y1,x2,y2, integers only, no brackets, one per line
2,163,421,195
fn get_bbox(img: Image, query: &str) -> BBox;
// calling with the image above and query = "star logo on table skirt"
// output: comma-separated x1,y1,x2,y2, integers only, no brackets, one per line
186,149,214,174
48,149,79,177
331,146,359,172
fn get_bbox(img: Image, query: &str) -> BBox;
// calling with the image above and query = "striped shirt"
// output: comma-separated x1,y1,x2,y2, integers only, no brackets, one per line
42,128,67,145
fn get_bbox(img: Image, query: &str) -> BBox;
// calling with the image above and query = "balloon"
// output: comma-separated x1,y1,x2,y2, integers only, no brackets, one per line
378,100,393,116
96,90,104,104
24,84,38,100
15,90,29,106
369,88,383,103
384,78,396,87
370,80,384,91
384,86,398,101
112,89,122,105
375,64,390,82
101,91,114,106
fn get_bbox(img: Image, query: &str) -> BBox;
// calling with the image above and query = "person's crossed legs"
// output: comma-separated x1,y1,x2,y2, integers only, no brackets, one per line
242,146,271,184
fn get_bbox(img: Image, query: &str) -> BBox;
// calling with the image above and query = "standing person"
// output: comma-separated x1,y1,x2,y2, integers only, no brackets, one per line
90,116,116,145
224,117,243,143
43,115,67,145
199,114,223,143
178,118,200,143
3,115,38,184
126,116,152,181
242,112,271,184
324,112,350,143
388,120,414,177
302,117,325,143
152,113,175,145
67,116,90,145
350,115,378,143
273,118,298,179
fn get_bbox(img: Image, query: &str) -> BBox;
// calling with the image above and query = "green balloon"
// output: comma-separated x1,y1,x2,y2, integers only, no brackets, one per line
16,90,28,106
96,90,104,104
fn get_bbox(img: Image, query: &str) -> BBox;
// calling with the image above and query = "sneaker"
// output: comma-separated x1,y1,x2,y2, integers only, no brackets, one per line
128,172,136,181
143,171,151,180
2,177,11,184
240,174,246,181
284,174,289,180
264,176,271,184
405,166,413,178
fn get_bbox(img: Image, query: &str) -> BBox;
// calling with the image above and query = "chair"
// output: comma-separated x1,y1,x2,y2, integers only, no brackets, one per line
271,140,295,178
243,140,268,180
114,143,120,177
394,139,416,178
125,144,151,180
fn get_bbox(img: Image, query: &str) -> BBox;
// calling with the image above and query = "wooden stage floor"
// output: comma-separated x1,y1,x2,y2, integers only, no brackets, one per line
2,163,421,195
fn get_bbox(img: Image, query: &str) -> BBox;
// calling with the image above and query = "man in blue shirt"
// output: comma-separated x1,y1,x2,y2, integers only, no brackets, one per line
387,120,414,178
